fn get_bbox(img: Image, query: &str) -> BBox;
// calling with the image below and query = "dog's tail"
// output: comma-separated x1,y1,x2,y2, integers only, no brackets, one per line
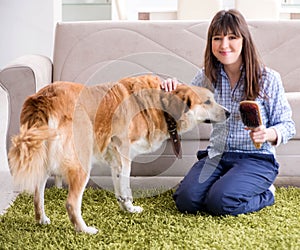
8,123,56,193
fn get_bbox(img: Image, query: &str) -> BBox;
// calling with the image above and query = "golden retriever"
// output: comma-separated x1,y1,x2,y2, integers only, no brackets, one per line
8,75,229,234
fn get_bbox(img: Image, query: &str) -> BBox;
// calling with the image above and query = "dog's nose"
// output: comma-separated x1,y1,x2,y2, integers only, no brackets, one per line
225,110,230,119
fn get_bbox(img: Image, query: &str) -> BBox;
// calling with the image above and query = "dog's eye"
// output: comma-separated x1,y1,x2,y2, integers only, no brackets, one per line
204,100,211,105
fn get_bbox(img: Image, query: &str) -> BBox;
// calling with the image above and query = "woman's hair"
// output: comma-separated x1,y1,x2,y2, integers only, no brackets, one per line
204,9,263,100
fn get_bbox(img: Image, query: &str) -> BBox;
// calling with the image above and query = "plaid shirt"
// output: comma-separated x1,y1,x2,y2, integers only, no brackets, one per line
191,64,296,158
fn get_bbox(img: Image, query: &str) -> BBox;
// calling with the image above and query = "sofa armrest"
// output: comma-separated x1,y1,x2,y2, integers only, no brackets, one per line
0,54,53,153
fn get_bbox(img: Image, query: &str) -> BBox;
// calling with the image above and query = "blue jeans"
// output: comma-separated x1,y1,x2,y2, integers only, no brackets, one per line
173,151,279,215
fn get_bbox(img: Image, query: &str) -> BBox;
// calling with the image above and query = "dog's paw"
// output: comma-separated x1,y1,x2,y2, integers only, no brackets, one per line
117,197,143,213
124,201,143,213
39,216,51,225
129,205,143,213
83,226,98,235
77,226,98,234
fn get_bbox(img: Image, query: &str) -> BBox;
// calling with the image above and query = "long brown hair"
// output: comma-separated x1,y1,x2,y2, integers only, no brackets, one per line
204,9,263,100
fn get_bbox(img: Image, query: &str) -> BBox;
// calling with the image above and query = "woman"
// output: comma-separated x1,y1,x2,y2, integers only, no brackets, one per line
161,9,295,215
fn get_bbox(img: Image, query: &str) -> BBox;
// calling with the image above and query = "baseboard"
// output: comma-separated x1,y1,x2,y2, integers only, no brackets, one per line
274,177,300,187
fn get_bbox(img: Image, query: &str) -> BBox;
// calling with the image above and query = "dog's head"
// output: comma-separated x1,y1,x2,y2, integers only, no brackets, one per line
162,85,230,124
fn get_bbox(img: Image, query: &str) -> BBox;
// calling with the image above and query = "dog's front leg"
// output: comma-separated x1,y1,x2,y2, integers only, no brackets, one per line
111,157,143,213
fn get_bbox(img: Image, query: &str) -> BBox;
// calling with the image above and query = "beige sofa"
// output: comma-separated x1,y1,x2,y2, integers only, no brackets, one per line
1,20,300,189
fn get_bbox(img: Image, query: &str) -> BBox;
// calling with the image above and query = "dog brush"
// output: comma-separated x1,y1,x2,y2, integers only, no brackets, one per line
239,100,262,149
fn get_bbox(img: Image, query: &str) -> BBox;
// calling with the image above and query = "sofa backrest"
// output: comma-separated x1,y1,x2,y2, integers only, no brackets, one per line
53,20,300,93
53,21,206,85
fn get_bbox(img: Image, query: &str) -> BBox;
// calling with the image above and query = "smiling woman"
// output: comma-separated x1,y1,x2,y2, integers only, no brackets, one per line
161,9,296,216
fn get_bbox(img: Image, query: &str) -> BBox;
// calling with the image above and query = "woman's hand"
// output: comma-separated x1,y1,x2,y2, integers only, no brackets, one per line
246,125,278,145
160,78,181,92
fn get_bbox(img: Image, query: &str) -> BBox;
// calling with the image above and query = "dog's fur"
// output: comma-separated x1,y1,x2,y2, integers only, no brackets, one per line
8,75,229,234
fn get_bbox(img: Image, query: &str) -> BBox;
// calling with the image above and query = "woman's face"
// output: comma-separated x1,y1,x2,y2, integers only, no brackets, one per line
211,32,243,68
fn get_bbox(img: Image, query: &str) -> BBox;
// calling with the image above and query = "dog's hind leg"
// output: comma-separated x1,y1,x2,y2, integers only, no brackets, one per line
111,156,143,213
34,174,50,225
65,164,98,234
64,102,97,234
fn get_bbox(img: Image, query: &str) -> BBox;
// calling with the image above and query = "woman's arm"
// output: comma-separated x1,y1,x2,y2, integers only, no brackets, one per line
261,68,296,146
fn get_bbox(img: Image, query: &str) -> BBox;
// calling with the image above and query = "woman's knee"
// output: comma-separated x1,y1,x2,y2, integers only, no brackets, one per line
174,187,239,215
173,188,201,214
203,181,241,215
205,192,238,215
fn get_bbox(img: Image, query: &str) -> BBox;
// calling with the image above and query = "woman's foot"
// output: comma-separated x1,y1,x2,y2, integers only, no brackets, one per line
268,184,276,197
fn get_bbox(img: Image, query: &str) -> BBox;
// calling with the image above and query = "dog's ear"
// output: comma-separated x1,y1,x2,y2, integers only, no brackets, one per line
172,85,193,113
160,91,189,120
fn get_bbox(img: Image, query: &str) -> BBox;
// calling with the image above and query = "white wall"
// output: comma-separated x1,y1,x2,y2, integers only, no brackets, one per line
0,0,61,172
0,0,62,69
223,0,235,9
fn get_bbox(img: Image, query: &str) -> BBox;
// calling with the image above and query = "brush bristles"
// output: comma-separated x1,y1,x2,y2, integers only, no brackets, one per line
239,101,262,128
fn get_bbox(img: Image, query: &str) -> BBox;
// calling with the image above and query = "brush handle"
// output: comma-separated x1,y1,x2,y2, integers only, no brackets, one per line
253,142,262,149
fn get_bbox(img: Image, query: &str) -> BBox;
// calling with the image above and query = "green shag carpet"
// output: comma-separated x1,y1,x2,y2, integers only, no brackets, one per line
0,187,299,250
